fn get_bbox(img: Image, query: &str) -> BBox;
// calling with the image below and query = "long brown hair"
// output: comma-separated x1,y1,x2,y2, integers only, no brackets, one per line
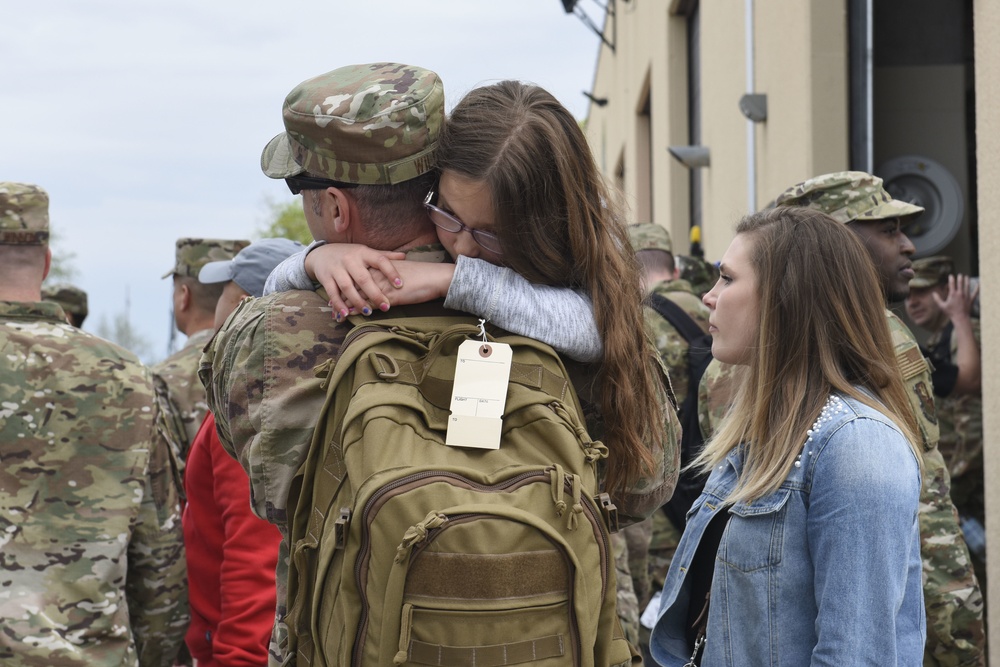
697,207,921,503
437,80,668,496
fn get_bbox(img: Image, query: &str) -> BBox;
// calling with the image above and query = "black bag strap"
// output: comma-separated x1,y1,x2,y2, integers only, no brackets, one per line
646,293,705,344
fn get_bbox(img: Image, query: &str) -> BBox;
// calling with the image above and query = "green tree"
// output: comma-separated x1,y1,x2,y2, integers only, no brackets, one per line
257,197,312,244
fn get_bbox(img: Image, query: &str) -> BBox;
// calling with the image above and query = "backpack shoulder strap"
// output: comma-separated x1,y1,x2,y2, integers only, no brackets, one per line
646,293,705,344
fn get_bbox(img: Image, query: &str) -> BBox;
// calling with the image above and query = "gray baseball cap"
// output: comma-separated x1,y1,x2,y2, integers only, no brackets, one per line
198,237,304,297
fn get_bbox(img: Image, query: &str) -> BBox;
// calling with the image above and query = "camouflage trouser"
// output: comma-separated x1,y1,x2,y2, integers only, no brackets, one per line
920,446,986,667
636,510,682,660
612,531,641,646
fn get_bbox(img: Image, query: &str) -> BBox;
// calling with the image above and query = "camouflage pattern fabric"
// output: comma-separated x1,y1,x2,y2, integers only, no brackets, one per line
0,182,49,245
201,252,680,667
628,222,672,254
636,278,709,657
674,255,720,298
152,327,215,465
612,531,640,646
643,279,710,402
929,319,986,591
41,283,88,323
0,300,188,666
698,312,986,666
260,63,444,185
161,237,250,280
911,256,955,289
770,170,924,224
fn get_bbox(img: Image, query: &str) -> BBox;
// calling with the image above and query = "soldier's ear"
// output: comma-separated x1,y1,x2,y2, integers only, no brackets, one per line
329,187,357,237
42,248,52,281
177,282,192,313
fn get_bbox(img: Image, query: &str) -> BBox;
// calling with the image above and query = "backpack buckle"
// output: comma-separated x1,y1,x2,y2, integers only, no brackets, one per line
598,493,619,533
370,352,400,379
334,508,352,549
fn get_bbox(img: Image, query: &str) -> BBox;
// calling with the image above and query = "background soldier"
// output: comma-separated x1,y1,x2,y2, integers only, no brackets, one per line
628,223,712,661
907,256,986,591
0,182,187,666
41,282,88,327
154,236,249,463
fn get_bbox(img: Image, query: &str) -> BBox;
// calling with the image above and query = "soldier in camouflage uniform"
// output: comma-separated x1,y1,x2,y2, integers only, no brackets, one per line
0,182,188,666
202,64,679,667
41,282,88,327
199,63,450,667
153,236,249,465
627,224,711,659
906,257,986,592
766,172,984,666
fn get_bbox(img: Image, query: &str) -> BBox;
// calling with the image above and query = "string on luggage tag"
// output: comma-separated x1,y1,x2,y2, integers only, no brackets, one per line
477,318,488,343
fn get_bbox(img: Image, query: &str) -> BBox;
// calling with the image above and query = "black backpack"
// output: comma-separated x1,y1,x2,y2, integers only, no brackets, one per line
647,293,714,530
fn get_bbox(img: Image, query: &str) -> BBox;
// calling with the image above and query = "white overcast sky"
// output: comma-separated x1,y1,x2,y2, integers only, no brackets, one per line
1,1,604,362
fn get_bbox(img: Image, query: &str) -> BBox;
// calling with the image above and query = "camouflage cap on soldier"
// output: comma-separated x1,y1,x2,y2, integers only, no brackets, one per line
628,223,672,254
42,283,89,320
261,62,444,186
161,237,251,279
910,255,954,289
675,255,721,297
770,171,924,225
0,182,49,245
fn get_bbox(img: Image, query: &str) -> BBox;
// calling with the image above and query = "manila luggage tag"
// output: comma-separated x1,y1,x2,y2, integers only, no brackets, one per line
446,321,512,450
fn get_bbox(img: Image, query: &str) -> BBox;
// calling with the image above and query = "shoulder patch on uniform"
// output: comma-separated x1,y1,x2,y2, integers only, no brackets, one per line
897,345,929,380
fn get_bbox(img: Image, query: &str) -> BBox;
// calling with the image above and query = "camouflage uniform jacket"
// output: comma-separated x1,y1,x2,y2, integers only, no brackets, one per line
644,278,710,403
201,256,680,666
927,320,984,479
152,327,214,465
0,301,188,667
698,311,985,666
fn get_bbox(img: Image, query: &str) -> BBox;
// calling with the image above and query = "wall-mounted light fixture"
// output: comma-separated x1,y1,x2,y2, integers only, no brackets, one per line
738,94,767,122
583,91,608,107
668,145,711,169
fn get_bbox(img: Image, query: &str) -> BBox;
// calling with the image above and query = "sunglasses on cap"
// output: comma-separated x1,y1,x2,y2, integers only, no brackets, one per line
284,174,359,195
423,187,503,255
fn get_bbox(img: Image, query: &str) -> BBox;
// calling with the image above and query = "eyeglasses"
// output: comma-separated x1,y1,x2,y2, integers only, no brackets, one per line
423,188,503,255
284,174,359,195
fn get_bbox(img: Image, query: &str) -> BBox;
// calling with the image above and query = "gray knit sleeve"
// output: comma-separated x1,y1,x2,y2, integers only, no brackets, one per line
443,255,602,362
262,240,326,295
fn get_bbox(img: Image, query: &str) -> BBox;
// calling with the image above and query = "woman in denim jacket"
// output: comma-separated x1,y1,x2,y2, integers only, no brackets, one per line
651,207,925,666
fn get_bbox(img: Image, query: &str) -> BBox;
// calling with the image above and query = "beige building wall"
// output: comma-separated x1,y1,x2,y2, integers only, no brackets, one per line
588,0,999,655
973,1,999,662
586,1,849,261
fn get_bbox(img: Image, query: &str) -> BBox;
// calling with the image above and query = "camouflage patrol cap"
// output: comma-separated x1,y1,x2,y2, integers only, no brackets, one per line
675,255,721,297
261,62,444,186
771,171,924,225
628,223,672,254
0,182,49,245
161,237,251,279
41,283,88,320
909,255,954,289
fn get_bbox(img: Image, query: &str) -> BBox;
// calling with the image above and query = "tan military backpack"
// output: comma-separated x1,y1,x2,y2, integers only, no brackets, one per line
285,316,634,666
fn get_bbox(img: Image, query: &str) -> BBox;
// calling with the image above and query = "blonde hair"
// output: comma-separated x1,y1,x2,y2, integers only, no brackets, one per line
438,81,668,496
696,208,921,504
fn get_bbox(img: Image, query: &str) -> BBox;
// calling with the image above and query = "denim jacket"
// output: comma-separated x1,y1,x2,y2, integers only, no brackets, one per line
651,393,924,666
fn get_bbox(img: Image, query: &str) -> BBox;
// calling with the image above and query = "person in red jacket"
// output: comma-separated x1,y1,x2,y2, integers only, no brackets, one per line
183,238,302,666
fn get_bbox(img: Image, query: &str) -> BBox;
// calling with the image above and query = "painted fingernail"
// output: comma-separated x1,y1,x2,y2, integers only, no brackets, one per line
362,306,372,316
393,278,403,287
340,308,349,319
380,302,390,312
334,312,342,322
